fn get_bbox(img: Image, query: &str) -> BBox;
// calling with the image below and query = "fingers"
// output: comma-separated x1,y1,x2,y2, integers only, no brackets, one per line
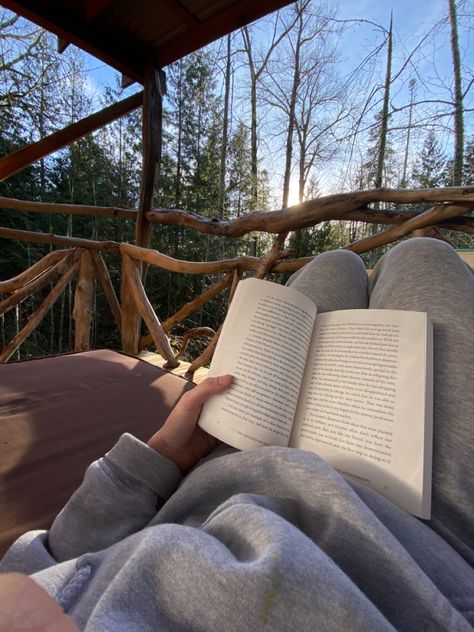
0,573,80,632
178,375,233,412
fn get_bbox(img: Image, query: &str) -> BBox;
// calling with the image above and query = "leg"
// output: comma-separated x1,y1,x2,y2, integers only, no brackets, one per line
370,238,474,562
287,249,369,311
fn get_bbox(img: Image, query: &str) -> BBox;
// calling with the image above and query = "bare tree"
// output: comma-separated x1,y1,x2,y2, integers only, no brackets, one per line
0,11,41,112
263,2,345,204
218,34,232,218
241,12,298,211
448,0,464,184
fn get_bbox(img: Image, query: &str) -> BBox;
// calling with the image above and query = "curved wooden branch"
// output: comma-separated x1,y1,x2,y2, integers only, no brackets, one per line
0,226,120,252
138,273,232,351
256,232,289,278
228,269,242,304
90,251,122,335
344,203,469,254
0,196,137,220
0,249,71,293
0,251,75,316
176,327,215,359
122,253,178,367
185,324,223,380
0,261,79,363
344,206,474,231
147,187,474,237
121,242,262,274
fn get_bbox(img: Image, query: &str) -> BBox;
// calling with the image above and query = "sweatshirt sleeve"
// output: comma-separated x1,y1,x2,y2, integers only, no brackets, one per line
10,433,182,566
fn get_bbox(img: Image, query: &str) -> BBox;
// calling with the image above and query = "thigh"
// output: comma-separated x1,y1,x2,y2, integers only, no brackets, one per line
287,249,369,312
370,238,474,563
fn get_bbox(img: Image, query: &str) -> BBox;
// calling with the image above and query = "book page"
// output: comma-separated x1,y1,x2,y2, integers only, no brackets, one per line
199,278,317,450
290,309,432,518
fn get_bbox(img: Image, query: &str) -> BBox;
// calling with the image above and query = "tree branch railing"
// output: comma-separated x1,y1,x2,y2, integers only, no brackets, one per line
1,186,473,374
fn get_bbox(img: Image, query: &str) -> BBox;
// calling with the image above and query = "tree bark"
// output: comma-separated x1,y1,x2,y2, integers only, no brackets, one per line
73,250,94,352
448,0,464,185
375,14,393,191
218,34,232,218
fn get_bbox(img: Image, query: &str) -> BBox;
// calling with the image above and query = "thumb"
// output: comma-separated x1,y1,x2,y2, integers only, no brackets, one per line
178,375,234,412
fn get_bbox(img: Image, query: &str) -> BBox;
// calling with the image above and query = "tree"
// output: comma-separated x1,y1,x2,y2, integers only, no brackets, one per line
412,130,447,189
448,0,464,185
0,10,41,119
463,136,474,185
241,12,297,211
218,34,232,218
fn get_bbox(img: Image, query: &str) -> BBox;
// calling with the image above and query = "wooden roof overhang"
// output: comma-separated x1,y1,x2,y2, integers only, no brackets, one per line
0,0,296,200
1,0,295,84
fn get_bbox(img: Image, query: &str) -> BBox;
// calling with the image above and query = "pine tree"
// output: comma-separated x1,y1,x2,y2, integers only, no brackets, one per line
412,130,447,189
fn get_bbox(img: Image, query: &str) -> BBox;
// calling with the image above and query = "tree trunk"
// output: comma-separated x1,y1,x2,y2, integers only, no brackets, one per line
218,34,232,218
282,10,304,209
375,14,393,190
401,79,416,187
448,0,464,185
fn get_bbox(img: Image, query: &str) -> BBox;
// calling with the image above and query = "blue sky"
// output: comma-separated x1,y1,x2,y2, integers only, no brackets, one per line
85,0,468,96
79,0,472,199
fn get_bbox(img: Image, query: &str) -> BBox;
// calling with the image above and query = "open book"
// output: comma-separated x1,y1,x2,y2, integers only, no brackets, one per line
199,278,433,518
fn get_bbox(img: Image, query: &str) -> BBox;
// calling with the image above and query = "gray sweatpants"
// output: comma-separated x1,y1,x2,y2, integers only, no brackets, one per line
287,237,474,563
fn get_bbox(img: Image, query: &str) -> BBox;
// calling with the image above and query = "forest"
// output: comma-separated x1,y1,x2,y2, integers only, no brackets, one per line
0,0,473,361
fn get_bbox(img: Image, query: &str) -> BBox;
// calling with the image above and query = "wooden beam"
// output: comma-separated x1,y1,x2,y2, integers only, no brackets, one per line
57,36,70,53
136,68,164,248
125,67,165,352
1,0,147,82
0,226,120,252
120,255,140,355
146,188,474,237
160,0,200,27
121,74,135,89
156,0,295,67
84,0,113,22
0,196,137,220
0,91,143,182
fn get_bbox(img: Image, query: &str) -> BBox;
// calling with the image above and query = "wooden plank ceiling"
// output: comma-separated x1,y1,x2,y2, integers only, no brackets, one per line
2,0,295,84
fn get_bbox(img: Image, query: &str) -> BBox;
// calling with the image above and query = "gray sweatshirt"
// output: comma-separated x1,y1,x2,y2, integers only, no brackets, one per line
1,433,473,631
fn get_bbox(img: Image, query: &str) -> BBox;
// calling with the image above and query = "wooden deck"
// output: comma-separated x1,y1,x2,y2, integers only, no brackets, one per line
137,350,209,384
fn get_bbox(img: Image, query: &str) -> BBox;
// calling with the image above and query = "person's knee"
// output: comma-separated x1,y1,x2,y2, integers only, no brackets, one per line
300,248,363,274
381,237,455,267
287,248,364,286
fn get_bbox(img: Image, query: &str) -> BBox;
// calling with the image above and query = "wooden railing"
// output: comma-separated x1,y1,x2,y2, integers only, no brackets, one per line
1,186,473,376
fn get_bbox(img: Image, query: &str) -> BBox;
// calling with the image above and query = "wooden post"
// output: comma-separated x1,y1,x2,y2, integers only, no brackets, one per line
73,250,94,352
122,254,178,367
122,65,166,354
90,251,122,334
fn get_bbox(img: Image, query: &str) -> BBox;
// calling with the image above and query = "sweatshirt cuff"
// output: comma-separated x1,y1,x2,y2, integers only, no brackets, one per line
105,433,183,500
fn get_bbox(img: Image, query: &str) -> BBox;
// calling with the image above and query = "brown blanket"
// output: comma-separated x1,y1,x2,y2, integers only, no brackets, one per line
0,350,193,556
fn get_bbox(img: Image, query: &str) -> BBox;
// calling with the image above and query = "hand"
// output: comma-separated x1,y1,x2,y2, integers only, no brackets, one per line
147,375,233,472
0,573,80,632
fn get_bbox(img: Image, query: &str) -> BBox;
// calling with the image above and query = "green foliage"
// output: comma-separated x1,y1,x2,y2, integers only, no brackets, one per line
411,130,447,189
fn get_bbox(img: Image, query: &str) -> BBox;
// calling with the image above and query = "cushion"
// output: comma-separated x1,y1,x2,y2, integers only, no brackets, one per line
0,350,194,556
